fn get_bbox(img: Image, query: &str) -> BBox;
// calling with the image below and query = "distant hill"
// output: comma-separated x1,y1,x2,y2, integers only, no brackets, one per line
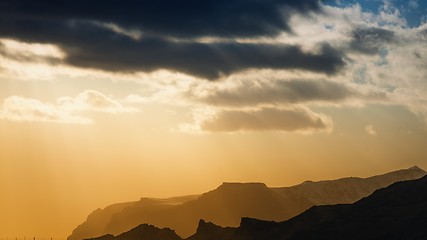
189,174,427,240
69,195,199,240
69,166,426,239
85,224,181,240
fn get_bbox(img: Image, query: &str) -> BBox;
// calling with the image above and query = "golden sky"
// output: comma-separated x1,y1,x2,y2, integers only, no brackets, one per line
1,0,427,239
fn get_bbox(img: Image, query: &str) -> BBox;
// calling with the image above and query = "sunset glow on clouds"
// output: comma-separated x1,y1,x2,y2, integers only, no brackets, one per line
1,1,426,131
1,0,427,238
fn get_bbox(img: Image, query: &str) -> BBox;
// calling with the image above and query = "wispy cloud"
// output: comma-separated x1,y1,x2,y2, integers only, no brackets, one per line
365,125,377,136
0,96,92,124
58,90,137,114
0,90,137,124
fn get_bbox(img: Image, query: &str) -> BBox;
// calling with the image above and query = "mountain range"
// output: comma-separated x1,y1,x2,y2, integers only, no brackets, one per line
84,171,427,240
188,173,427,240
69,166,426,240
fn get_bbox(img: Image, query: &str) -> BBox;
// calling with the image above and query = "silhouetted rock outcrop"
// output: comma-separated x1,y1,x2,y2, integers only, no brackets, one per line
186,220,234,240
69,166,426,239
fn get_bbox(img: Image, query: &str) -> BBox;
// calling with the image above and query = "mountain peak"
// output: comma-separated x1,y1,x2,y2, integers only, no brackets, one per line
117,224,180,240
408,165,425,171
190,219,232,240
206,182,271,197
196,219,219,232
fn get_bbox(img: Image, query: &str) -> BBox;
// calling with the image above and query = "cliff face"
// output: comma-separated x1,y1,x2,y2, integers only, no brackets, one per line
69,166,426,239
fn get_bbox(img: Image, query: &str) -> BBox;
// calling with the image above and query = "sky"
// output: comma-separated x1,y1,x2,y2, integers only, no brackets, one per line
1,0,427,238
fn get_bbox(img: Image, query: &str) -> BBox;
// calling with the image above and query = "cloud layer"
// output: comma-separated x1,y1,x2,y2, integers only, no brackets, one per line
1,1,427,134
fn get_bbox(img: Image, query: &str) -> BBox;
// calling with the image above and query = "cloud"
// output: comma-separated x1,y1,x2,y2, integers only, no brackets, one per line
93,22,142,40
66,38,345,79
346,24,427,121
0,0,321,39
365,125,377,136
349,26,395,54
0,38,65,59
1,1,427,132
187,78,387,107
0,0,347,79
0,19,345,79
57,90,137,113
0,38,64,65
182,106,332,133
291,4,427,123
0,90,137,124
409,0,419,9
0,96,92,124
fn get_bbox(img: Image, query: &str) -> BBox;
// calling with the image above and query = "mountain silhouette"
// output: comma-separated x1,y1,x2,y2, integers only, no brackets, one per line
69,166,426,239
189,173,427,240
85,224,181,240
84,172,427,240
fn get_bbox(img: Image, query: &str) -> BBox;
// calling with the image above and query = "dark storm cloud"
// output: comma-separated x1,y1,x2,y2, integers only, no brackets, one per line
349,27,395,54
0,19,345,79
0,0,347,78
200,107,331,132
0,0,321,38
63,37,345,79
